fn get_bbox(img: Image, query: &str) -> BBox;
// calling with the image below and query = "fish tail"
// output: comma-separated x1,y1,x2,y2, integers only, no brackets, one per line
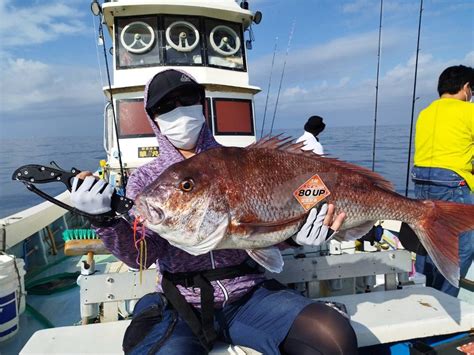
409,200,474,288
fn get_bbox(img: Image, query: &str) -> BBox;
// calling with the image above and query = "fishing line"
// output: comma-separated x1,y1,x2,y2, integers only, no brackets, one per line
371,0,383,172
260,37,278,138
404,0,423,197
97,15,128,192
91,13,106,105
269,20,295,136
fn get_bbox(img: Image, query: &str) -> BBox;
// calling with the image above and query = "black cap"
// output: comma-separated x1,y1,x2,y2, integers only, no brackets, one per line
146,69,204,114
304,116,326,136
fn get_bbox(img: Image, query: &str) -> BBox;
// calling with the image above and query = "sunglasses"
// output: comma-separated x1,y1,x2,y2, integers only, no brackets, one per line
154,90,202,115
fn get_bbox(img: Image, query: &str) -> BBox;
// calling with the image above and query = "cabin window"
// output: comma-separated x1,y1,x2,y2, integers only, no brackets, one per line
116,16,161,69
205,19,245,70
163,16,203,66
116,99,155,138
115,15,246,71
213,99,254,135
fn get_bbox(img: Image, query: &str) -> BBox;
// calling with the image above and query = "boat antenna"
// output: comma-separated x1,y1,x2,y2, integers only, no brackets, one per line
269,20,295,135
260,37,278,138
371,0,383,172
97,15,128,192
404,0,423,197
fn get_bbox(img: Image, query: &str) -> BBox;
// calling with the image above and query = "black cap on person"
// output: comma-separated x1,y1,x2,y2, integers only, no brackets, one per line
304,116,326,136
146,69,204,115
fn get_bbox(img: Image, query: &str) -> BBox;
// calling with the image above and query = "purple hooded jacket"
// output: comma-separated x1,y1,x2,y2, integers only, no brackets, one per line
95,72,266,307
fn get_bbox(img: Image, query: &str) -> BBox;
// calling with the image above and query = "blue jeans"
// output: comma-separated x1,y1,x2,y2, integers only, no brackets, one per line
123,284,314,355
411,166,474,297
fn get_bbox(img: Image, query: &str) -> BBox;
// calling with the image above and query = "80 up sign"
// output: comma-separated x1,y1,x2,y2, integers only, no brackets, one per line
293,174,331,211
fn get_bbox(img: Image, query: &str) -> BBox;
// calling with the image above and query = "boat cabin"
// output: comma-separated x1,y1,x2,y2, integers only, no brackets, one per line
100,0,261,183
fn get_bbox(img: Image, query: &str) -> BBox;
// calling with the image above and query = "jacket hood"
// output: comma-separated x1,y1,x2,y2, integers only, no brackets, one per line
143,69,219,155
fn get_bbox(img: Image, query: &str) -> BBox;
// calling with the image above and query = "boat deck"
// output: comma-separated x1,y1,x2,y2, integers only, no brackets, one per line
19,287,474,354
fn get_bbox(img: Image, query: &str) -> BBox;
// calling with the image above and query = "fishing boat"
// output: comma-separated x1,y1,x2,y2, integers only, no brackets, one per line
1,1,472,354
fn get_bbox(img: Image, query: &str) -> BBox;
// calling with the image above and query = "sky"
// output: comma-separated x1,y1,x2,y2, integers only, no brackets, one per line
0,0,473,139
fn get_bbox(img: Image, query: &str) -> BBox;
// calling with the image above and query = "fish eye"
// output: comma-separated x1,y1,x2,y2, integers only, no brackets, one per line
179,179,194,192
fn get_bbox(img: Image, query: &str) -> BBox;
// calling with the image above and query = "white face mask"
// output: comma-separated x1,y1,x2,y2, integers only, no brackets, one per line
155,105,205,150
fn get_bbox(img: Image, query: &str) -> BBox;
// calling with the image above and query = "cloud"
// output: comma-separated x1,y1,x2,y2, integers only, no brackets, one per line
0,1,103,137
282,85,308,97
342,0,374,14
0,0,87,47
250,27,407,88
0,51,106,138
0,55,103,114
251,28,407,130
464,51,474,64
256,49,473,131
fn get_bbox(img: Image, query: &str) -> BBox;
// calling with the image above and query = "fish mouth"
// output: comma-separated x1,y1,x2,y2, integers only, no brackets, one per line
136,196,165,225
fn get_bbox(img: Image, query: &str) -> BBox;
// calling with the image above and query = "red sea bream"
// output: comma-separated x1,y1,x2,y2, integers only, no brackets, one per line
136,137,474,287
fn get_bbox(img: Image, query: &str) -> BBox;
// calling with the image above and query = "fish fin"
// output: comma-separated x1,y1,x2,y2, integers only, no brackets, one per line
410,200,474,288
248,136,394,191
248,135,304,153
335,221,376,241
247,247,284,273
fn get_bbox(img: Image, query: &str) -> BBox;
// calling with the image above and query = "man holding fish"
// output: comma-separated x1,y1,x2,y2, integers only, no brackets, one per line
71,69,358,354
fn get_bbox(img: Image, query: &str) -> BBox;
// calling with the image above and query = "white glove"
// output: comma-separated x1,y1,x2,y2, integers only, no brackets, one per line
70,176,114,214
293,204,335,246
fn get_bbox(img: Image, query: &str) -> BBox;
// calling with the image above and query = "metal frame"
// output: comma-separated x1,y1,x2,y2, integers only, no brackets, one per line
267,250,412,286
77,265,156,322
77,250,413,322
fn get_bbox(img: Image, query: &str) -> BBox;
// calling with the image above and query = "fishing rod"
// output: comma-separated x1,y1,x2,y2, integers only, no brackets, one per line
96,10,128,193
260,37,278,138
269,20,295,136
404,0,423,197
371,0,383,172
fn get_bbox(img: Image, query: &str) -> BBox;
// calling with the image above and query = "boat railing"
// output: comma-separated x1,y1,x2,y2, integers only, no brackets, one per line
1,191,71,250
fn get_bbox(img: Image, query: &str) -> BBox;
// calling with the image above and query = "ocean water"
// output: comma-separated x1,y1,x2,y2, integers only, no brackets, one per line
0,124,415,218
1,135,105,218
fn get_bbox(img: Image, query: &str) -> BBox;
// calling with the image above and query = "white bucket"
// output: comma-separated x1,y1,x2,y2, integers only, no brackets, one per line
0,254,25,342
15,258,26,315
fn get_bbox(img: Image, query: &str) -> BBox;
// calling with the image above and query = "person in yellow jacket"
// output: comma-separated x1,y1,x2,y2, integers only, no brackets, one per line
412,64,473,297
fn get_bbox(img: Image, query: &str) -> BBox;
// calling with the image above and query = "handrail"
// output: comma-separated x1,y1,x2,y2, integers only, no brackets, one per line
0,191,70,250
